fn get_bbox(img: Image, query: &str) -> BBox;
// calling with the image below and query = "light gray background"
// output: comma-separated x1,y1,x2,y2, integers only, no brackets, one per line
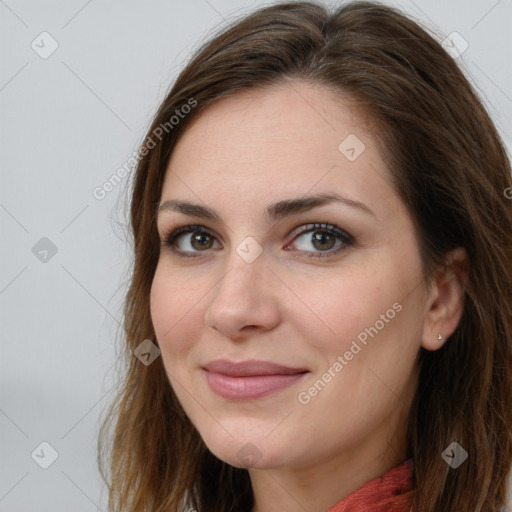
1,0,511,511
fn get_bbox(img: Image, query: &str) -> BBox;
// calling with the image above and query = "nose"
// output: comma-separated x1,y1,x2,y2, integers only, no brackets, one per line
204,248,281,341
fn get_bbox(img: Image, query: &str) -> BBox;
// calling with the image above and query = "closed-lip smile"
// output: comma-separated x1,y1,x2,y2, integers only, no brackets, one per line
202,359,309,399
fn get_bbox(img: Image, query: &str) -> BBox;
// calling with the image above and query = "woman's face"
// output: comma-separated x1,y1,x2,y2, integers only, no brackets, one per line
150,81,430,472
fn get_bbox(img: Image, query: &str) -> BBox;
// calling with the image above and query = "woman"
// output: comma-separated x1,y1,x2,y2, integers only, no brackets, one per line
98,1,512,511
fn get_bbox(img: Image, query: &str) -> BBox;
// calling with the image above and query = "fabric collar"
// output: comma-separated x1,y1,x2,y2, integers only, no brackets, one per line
325,458,414,512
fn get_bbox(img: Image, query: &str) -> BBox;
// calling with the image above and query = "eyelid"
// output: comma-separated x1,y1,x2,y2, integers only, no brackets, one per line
289,222,352,242
163,224,215,242
161,222,354,258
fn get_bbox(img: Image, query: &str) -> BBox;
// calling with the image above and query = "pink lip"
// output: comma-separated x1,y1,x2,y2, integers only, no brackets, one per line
203,359,309,400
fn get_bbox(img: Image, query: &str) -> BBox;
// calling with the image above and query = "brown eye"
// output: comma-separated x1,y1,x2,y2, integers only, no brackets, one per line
188,232,214,250
311,230,337,251
163,222,354,259
164,225,221,257
287,223,354,258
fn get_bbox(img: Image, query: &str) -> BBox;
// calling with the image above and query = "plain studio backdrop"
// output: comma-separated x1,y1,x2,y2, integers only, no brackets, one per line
0,0,511,510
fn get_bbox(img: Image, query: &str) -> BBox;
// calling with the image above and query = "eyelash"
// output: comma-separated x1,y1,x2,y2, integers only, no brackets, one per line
161,222,354,259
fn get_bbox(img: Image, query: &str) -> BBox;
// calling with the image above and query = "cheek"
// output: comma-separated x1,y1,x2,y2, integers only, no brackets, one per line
149,265,199,357
292,269,419,430
293,267,387,352
294,257,420,382
149,265,207,424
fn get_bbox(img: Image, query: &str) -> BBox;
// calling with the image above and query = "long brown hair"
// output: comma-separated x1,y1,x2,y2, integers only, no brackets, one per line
98,2,512,511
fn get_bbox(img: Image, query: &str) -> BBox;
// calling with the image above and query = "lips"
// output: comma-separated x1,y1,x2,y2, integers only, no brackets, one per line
203,359,309,376
202,359,309,399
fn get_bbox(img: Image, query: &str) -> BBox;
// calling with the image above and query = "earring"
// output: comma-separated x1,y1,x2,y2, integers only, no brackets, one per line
437,333,443,341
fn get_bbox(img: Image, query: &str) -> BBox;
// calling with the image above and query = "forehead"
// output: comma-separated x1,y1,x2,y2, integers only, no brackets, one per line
161,81,396,220
169,82,373,165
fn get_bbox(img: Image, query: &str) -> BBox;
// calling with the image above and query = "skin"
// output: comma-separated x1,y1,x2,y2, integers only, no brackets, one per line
150,80,467,512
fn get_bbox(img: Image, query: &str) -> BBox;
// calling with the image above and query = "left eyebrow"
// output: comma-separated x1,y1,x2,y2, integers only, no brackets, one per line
156,192,376,222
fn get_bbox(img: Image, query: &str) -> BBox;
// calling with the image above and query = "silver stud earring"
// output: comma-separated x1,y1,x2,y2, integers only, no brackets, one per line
437,333,443,341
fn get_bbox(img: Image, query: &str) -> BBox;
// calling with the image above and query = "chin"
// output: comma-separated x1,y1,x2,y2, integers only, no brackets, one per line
199,429,286,469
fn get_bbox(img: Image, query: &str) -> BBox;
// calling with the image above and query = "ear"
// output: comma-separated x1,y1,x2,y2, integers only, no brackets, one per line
421,247,469,351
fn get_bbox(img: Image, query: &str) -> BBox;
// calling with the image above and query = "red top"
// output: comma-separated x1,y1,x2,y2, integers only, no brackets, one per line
326,458,414,512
